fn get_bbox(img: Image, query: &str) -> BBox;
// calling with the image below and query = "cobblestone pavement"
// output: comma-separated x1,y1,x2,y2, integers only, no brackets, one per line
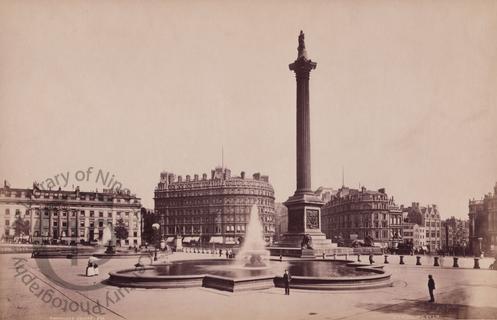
1,253,496,320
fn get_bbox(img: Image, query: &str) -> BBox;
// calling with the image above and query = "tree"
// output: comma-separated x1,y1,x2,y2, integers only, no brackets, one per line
12,216,30,237
114,218,129,245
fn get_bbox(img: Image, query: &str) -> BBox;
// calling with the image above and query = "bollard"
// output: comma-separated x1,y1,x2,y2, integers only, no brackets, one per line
474,257,480,269
434,256,440,267
453,257,459,268
357,254,361,262
384,255,389,264
400,255,405,265
416,256,422,265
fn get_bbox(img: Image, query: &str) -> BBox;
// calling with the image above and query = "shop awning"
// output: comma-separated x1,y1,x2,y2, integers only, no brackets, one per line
225,238,236,244
190,237,200,242
182,237,191,243
209,236,223,244
165,237,175,242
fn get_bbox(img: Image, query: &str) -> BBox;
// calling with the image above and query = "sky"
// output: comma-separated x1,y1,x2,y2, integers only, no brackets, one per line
0,0,496,218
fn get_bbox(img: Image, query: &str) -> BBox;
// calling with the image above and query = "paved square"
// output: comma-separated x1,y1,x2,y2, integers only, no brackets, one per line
1,253,497,320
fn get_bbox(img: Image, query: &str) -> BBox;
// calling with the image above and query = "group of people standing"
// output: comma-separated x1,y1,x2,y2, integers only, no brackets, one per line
218,249,235,259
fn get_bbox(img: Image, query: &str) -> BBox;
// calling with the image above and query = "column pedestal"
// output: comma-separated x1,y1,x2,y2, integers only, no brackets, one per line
270,193,335,257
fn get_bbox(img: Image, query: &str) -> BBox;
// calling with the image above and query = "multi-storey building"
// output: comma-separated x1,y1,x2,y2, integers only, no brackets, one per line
401,222,424,249
140,207,159,245
441,217,470,255
468,182,497,256
0,184,142,246
154,167,275,246
321,186,403,248
403,203,441,252
274,203,288,242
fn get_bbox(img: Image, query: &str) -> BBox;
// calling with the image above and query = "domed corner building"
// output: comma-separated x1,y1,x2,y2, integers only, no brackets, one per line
154,167,276,248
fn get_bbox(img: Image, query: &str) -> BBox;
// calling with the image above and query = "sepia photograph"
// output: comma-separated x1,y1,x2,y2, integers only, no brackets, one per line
0,1,496,319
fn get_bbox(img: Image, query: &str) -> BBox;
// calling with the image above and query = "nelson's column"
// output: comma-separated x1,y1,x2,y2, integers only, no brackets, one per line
272,31,334,257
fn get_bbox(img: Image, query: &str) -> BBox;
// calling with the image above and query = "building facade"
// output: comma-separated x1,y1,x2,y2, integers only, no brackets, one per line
468,182,497,256
321,186,403,248
140,207,159,245
402,222,424,249
154,167,275,246
0,184,142,246
403,203,441,252
273,203,288,242
441,217,470,255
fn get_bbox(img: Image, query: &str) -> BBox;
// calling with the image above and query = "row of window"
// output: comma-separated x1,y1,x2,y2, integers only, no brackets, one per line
165,224,275,234
158,197,274,208
425,221,441,228
1,191,139,204
4,218,138,229
157,186,273,197
3,208,139,218
4,228,139,238
325,202,390,213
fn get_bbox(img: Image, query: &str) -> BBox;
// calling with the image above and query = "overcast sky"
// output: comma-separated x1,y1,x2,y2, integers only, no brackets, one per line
1,0,496,218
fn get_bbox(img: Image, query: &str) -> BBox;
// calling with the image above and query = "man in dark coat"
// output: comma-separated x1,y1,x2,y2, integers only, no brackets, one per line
283,270,291,295
428,274,435,302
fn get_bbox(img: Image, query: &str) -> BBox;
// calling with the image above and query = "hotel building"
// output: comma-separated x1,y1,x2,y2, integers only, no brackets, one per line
154,167,275,246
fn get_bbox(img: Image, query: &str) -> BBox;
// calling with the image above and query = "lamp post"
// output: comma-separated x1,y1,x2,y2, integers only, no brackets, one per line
152,223,160,261
477,237,483,258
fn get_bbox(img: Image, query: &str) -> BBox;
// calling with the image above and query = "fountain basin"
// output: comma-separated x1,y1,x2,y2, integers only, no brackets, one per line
107,267,205,288
108,259,392,292
203,275,276,292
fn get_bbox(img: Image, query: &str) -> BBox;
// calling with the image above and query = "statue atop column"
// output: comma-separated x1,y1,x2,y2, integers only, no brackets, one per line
297,30,308,60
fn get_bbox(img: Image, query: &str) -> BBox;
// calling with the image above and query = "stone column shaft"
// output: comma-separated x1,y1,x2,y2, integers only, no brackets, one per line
295,71,312,193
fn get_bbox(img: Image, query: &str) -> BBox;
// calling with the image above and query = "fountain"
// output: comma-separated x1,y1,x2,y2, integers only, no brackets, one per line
103,224,115,254
236,205,269,268
107,208,392,291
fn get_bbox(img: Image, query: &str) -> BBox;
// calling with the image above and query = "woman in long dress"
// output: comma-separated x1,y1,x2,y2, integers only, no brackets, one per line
93,263,99,276
86,261,95,277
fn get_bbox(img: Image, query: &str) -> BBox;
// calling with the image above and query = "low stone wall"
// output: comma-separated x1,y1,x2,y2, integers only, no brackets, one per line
352,247,384,255
0,244,94,255
268,246,354,258
203,275,275,292
108,268,205,289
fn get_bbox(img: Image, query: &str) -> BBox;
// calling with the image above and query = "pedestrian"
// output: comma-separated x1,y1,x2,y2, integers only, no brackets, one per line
85,261,94,277
428,274,435,302
283,269,291,295
219,249,222,257
369,254,374,265
93,263,99,276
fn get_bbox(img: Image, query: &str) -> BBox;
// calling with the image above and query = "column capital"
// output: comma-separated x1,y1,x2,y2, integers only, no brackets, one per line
289,58,317,76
